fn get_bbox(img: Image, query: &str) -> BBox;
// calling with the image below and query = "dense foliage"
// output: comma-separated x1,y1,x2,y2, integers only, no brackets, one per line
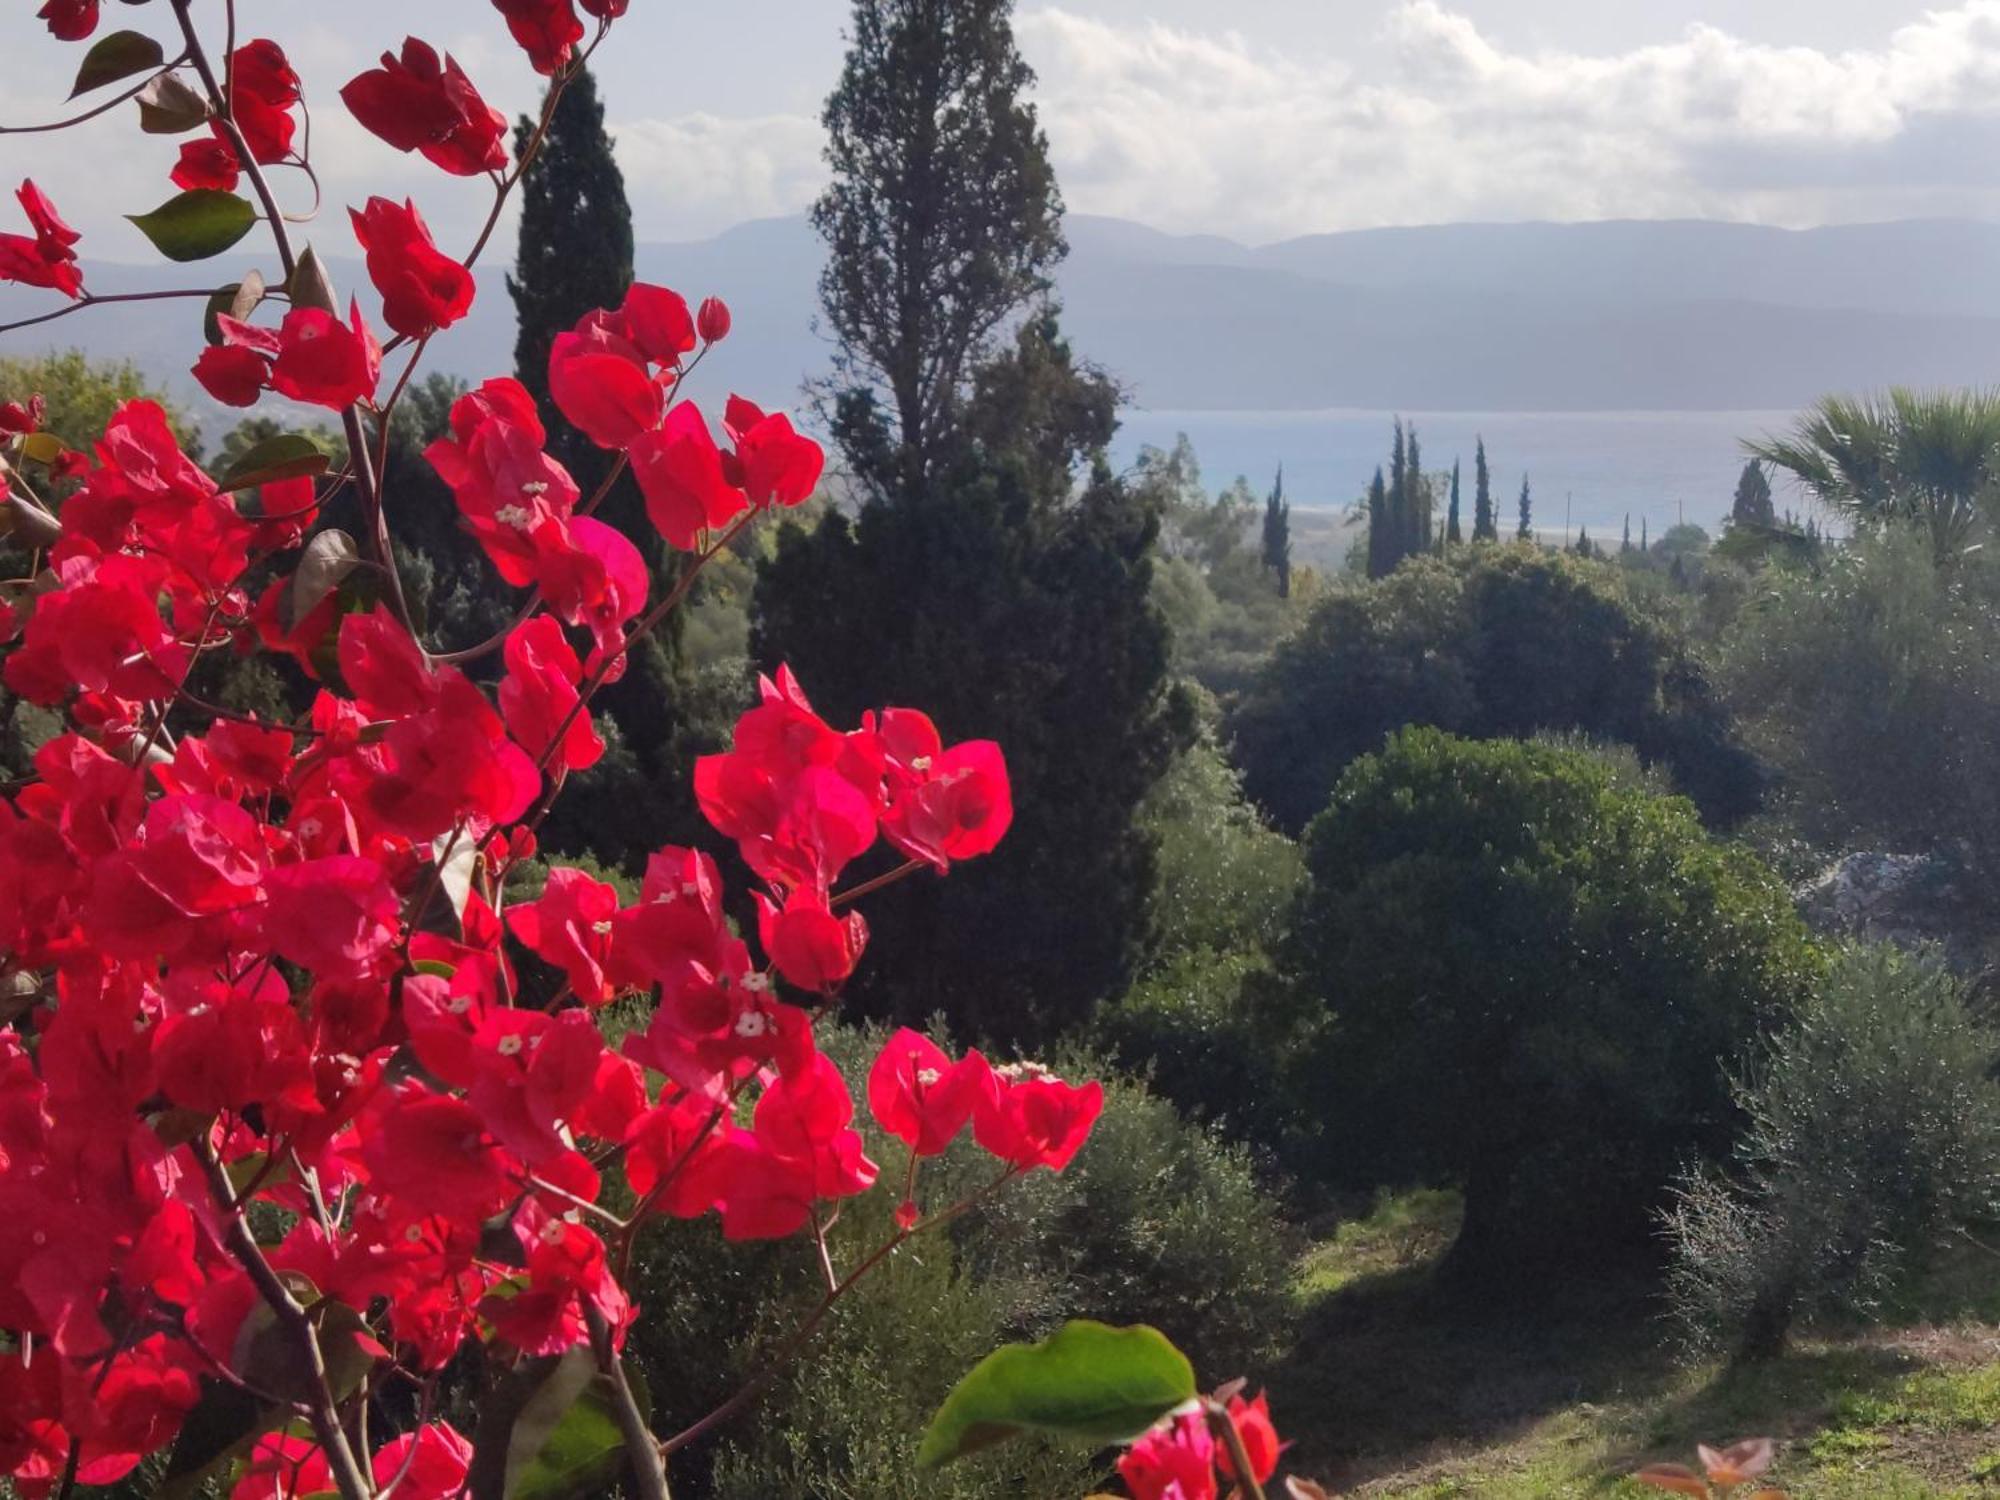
1721,528,2000,903
1280,730,1821,1277
1666,945,2000,1361
757,318,1185,1047
1230,545,1762,835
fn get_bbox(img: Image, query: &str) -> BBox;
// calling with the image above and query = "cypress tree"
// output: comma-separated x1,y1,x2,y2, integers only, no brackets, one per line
1621,513,1633,554
1447,458,1463,545
1262,464,1292,597
508,67,694,866
1472,435,1496,540
511,68,632,440
1408,425,1429,555
1730,459,1776,530
1641,515,1650,552
757,2,1176,1044
1517,474,1533,541
1366,465,1390,579
816,0,1065,500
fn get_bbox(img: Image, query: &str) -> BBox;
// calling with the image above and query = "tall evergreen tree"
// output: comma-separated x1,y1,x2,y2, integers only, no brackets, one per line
1472,435,1496,540
758,3,1177,1044
755,315,1182,1044
1517,474,1534,541
1621,513,1633,554
815,0,1065,501
509,67,697,867
1641,515,1650,552
1447,458,1463,545
1730,458,1776,530
1262,464,1292,597
1365,465,1390,578
511,68,631,438
1407,426,1429,557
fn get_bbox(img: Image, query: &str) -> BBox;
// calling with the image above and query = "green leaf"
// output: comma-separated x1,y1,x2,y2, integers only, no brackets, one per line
468,1348,650,1500
70,29,165,98
288,245,339,314
217,431,328,493
917,1320,1197,1469
127,189,256,262
157,1378,281,1500
134,72,209,133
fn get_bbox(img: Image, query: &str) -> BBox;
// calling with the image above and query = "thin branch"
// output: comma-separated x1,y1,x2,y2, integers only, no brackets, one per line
0,59,188,135
197,1140,374,1500
0,287,222,338
584,1303,672,1500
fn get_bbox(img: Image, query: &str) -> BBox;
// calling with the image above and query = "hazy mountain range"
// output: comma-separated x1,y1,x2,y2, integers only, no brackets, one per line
6,214,2000,418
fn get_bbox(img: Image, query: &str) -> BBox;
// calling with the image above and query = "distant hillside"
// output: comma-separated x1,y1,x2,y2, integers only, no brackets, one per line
6,214,1999,420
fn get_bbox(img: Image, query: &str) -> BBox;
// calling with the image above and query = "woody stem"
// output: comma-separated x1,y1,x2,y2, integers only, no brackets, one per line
585,1302,672,1500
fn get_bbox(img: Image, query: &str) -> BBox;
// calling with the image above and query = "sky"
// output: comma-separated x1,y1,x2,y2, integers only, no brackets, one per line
5,0,2000,262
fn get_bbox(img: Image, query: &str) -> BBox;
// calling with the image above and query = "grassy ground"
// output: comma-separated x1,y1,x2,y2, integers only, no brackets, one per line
1275,1191,2000,1498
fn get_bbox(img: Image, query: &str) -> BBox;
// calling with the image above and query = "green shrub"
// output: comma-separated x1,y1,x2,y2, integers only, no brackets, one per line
623,1023,1294,1498
1228,545,1761,836
1141,732,1304,963
1719,528,2000,895
1665,946,2000,1361
1281,729,1821,1281
1092,949,1300,1146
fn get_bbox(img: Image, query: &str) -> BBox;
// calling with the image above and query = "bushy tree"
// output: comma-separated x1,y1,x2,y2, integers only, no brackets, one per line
1229,545,1763,836
1666,946,2000,1362
1720,527,2000,897
1280,730,1821,1281
755,315,1185,1044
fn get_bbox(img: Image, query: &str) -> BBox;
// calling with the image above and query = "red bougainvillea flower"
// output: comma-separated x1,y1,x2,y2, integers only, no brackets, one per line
548,334,663,450
271,301,383,410
867,1028,994,1157
579,0,629,15
755,888,868,995
697,295,731,344
492,0,586,74
715,1049,879,1240
234,1419,472,1500
0,395,43,435
170,136,240,193
722,395,825,509
201,302,384,412
35,0,96,40
0,180,84,299
1120,1412,1217,1500
975,1064,1103,1173
191,344,268,408
350,197,475,339
340,38,510,176
1218,1391,1284,1486
228,41,302,164
499,615,604,771
535,514,649,669
424,378,580,585
877,709,1013,871
631,401,748,550
508,867,621,1005
262,856,402,981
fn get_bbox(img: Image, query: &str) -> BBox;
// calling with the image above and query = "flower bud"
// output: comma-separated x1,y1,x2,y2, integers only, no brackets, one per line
697,296,731,345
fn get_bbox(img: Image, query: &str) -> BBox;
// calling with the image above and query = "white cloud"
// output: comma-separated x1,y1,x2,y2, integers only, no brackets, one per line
1013,0,2000,240
611,113,824,240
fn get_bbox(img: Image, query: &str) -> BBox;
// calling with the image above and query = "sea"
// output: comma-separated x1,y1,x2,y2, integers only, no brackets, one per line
1109,407,1818,539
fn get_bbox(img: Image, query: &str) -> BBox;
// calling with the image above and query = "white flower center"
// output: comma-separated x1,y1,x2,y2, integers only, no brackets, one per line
734,1011,769,1039
496,1034,524,1057
493,503,532,530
